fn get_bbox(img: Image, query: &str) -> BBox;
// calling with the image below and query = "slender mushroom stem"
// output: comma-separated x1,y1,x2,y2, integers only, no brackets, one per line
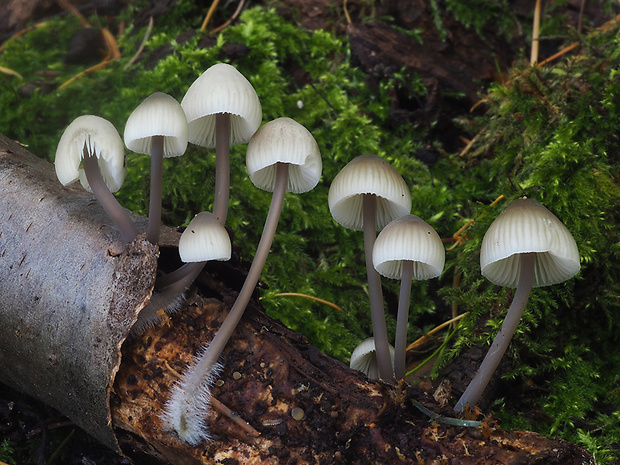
155,261,206,293
146,135,165,244
394,260,413,380
177,163,288,410
213,113,231,225
82,146,139,243
363,194,394,381
131,262,208,335
145,248,218,330
454,252,536,412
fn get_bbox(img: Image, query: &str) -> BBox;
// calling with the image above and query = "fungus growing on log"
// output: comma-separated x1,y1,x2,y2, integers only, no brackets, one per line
124,91,188,244
373,214,445,380
181,63,262,225
0,134,597,465
55,114,139,243
328,154,411,380
133,211,232,333
455,197,580,412
161,117,321,444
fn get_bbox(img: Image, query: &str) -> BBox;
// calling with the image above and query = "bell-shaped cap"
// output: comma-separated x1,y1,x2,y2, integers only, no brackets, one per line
373,214,445,280
178,212,232,263
124,92,189,157
480,197,580,288
350,337,395,379
246,117,322,194
55,115,126,192
181,63,262,147
328,154,411,231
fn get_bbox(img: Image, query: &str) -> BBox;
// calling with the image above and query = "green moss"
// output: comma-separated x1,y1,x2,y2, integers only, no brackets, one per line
0,440,16,465
438,26,620,462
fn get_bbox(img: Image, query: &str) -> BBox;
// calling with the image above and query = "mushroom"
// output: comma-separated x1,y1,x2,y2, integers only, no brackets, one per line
55,114,139,243
124,91,188,244
373,214,445,380
181,63,262,225
350,337,395,380
454,197,580,412
132,211,231,334
328,154,411,380
162,117,321,444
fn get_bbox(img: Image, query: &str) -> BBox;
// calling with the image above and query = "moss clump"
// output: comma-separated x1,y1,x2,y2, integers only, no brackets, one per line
437,26,620,462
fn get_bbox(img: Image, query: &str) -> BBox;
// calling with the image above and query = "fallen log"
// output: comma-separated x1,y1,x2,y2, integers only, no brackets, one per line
0,134,595,464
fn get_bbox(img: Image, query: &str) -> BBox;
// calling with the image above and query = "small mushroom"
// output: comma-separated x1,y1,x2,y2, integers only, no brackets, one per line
157,212,233,443
350,337,395,380
454,197,580,412
124,91,188,244
181,63,262,225
55,115,138,243
373,214,445,380
132,211,231,334
162,117,321,444
328,154,411,380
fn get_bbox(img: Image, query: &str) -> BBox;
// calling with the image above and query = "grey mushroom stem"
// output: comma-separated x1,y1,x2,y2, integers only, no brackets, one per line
155,261,206,295
394,260,413,380
454,252,536,412
146,135,165,244
213,113,231,225
188,162,289,377
82,146,139,243
363,194,394,381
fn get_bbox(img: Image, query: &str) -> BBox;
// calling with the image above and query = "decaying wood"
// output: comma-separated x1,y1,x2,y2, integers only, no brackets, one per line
114,296,596,465
0,133,163,450
0,134,595,464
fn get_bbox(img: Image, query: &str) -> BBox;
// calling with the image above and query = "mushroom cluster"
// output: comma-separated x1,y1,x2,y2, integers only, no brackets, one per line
329,155,446,381
329,154,412,380
53,60,582,446
52,63,266,444
162,116,322,444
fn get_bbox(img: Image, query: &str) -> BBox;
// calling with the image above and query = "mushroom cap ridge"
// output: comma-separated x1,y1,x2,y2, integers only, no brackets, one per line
350,337,395,378
328,154,411,231
246,117,322,194
179,211,232,263
480,197,580,288
55,114,126,192
124,92,189,157
373,214,445,280
181,63,262,147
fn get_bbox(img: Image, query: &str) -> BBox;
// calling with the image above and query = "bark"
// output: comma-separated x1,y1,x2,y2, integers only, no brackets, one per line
0,133,161,450
0,134,595,464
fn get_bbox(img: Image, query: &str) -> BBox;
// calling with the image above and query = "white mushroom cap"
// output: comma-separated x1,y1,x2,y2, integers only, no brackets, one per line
350,337,395,379
179,211,232,263
246,117,322,194
373,214,445,280
328,154,411,231
124,92,189,157
480,197,580,288
181,63,262,147
55,115,126,192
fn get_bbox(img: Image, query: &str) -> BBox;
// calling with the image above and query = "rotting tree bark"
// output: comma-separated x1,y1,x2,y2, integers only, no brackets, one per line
0,133,159,450
0,134,595,464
